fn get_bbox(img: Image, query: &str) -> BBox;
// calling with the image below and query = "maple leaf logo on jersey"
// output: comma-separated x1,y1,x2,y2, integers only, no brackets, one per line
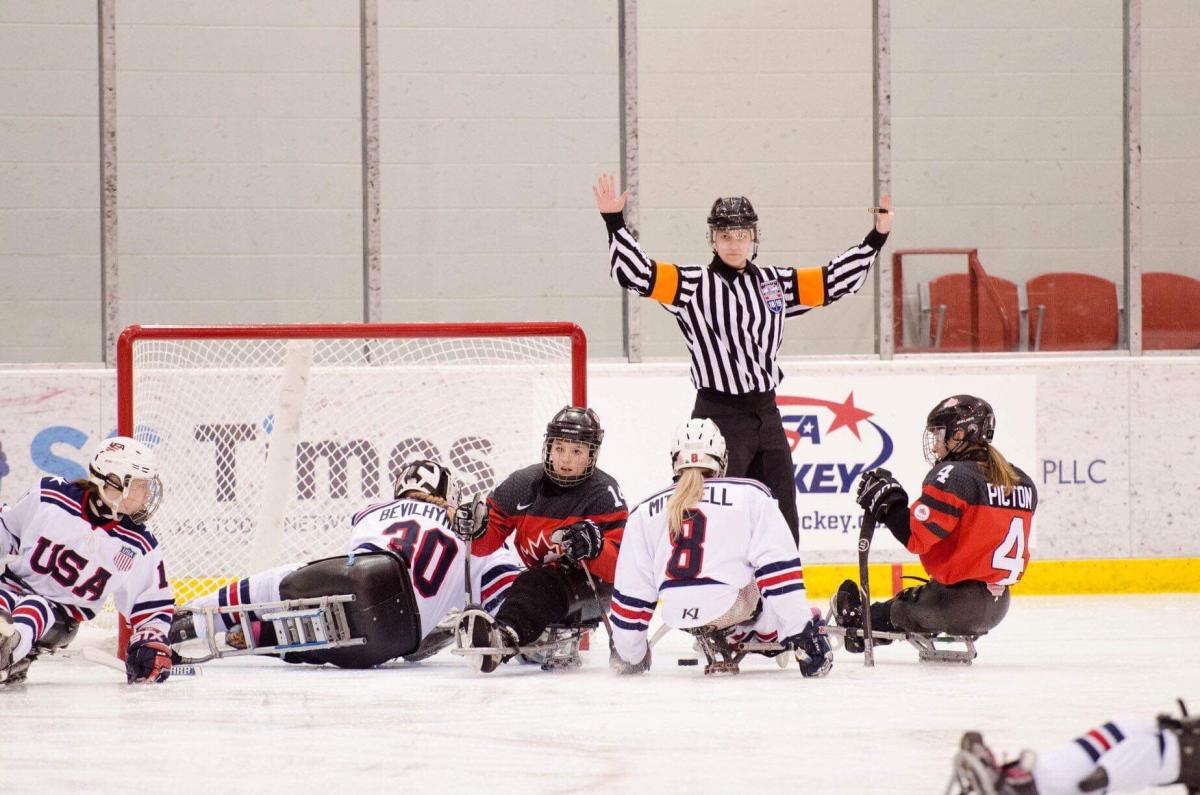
519,530,563,566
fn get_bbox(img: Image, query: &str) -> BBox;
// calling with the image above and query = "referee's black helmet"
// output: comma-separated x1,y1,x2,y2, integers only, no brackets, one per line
707,196,758,229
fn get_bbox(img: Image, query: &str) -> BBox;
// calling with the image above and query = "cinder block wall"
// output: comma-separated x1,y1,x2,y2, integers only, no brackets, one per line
0,2,101,361
0,1,1196,363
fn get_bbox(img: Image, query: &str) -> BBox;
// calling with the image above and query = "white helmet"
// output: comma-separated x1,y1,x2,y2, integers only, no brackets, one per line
88,436,163,524
671,418,728,477
393,459,462,506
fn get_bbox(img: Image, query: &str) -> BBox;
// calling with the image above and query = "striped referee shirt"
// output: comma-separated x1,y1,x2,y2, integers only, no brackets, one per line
603,212,887,394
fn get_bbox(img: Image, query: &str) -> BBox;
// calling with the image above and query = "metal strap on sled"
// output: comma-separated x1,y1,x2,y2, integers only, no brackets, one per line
944,748,1000,795
826,624,981,665
686,628,792,676
176,594,365,664
449,607,596,671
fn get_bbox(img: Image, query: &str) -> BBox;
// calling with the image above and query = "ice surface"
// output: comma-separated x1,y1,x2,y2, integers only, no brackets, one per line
2,595,1196,795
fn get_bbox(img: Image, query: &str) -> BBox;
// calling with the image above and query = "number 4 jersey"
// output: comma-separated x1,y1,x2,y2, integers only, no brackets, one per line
907,460,1038,586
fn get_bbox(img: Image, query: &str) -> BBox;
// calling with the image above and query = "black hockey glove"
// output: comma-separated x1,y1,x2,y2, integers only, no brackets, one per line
126,632,173,684
609,645,651,675
551,519,604,563
855,467,909,521
782,611,833,678
452,494,489,542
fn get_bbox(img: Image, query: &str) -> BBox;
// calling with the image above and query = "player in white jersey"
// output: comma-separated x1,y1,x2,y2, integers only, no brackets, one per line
171,459,522,667
948,701,1198,795
608,418,832,676
0,436,174,685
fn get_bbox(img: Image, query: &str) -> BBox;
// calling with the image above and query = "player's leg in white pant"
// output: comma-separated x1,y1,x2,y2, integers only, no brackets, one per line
185,563,302,640
1030,718,1166,795
0,586,54,665
1098,726,1180,792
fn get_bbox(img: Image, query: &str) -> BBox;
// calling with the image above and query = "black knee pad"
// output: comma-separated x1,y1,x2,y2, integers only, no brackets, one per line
278,551,421,668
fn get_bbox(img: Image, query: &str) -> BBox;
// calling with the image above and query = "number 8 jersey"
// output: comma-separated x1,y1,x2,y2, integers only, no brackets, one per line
907,460,1038,587
609,477,815,667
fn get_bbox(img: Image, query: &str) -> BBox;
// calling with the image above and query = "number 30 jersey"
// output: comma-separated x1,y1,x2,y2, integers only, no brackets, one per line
906,460,1038,587
609,477,814,666
348,496,522,638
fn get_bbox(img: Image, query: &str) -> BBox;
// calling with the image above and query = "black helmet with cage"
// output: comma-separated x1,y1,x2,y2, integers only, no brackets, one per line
542,405,604,487
923,395,996,464
707,196,759,256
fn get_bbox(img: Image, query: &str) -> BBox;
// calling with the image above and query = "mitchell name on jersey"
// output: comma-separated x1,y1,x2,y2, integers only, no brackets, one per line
609,477,814,666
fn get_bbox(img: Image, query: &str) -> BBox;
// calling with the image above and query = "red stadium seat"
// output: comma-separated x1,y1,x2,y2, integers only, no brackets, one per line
1026,273,1119,351
920,273,1020,351
1143,272,1200,350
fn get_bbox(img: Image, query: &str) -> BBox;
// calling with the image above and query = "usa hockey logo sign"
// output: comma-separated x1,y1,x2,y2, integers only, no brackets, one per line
777,392,894,496
759,280,784,313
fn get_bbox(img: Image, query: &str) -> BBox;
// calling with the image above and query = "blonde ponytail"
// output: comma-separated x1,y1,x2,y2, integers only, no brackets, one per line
982,445,1019,495
666,468,707,538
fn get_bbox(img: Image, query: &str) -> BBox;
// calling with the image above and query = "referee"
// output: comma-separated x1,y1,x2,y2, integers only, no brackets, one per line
592,173,892,542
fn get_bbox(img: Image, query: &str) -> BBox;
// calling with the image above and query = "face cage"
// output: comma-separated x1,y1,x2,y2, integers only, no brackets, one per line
708,226,759,261
119,475,164,525
922,427,945,465
543,437,600,487
924,425,976,466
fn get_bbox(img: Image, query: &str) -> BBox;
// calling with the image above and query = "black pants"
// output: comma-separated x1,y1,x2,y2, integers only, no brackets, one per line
870,580,1010,636
693,388,798,542
495,564,611,645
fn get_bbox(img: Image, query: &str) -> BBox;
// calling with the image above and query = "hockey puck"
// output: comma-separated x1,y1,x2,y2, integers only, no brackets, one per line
677,658,699,666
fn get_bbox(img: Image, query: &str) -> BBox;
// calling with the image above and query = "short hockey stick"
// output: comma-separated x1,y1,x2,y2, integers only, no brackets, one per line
858,511,877,668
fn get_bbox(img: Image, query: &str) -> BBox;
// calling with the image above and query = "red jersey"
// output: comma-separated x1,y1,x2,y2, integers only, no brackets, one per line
472,463,627,583
906,459,1038,586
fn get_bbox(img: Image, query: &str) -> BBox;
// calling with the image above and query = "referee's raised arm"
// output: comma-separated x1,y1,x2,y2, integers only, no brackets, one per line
593,173,892,543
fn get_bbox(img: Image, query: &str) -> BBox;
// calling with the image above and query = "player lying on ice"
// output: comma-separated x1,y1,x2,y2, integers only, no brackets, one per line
169,459,522,668
453,406,627,673
607,418,832,677
947,700,1199,795
1,436,175,685
831,394,1039,658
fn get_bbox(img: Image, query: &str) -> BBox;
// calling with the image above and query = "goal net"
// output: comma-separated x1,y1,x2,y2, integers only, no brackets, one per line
117,322,586,608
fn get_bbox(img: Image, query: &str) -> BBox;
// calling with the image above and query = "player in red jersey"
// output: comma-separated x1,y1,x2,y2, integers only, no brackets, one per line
832,394,1037,652
456,406,627,672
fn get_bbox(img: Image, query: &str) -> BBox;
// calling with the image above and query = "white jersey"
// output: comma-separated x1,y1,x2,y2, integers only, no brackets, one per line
193,495,523,644
609,477,814,666
346,496,521,638
0,477,174,639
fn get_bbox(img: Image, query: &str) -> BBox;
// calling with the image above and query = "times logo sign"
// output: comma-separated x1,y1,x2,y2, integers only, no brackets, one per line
192,422,497,503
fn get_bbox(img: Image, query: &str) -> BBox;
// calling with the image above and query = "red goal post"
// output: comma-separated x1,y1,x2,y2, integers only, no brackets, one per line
114,322,586,650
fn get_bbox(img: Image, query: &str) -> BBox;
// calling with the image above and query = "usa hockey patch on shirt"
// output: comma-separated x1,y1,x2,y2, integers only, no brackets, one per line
113,545,136,572
759,280,784,313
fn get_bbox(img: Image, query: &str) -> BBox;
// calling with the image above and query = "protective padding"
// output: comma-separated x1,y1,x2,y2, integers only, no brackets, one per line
279,551,421,668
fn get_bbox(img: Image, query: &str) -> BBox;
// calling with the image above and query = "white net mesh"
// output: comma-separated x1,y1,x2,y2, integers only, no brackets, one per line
124,329,578,603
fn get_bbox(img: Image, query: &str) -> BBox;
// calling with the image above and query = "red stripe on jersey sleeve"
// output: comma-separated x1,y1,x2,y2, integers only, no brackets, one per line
921,483,969,511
